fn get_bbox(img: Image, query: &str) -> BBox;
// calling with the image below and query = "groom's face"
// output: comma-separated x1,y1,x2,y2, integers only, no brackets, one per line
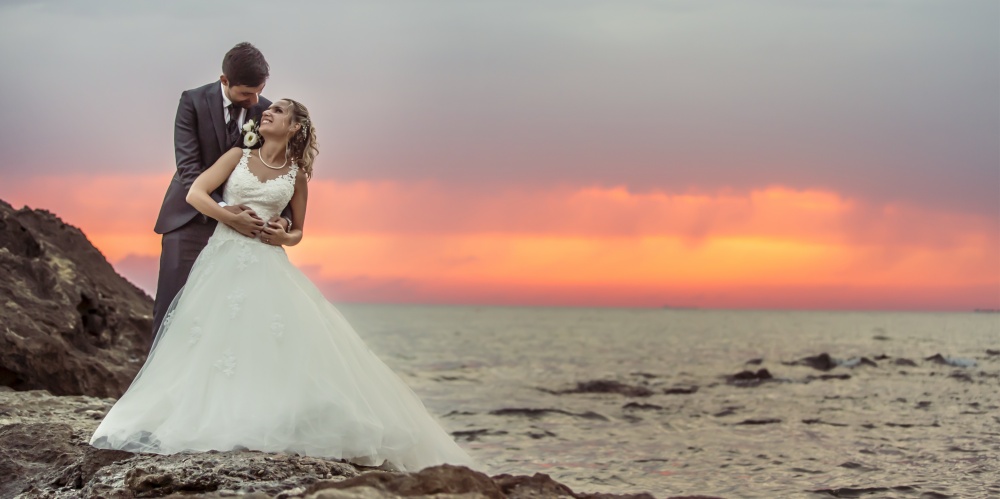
221,76,265,109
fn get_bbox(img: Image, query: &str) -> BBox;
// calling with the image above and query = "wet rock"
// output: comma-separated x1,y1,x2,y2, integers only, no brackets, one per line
838,461,878,471
526,429,557,439
713,407,739,417
805,374,851,382
744,358,763,365
307,464,503,498
442,410,477,418
726,369,773,387
494,472,657,499
663,386,699,395
623,402,664,411
986,349,1000,356
802,419,848,427
787,353,838,371
786,353,884,371
549,380,654,398
839,357,878,368
307,468,658,499
925,354,976,368
0,199,153,398
490,408,610,421
893,358,918,367
451,429,508,442
811,485,919,497
736,418,782,425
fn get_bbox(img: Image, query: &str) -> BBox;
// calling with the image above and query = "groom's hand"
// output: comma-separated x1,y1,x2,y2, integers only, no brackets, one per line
225,205,264,238
266,215,290,232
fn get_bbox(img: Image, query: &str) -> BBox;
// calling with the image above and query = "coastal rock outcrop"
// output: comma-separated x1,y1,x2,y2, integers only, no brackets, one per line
0,199,153,398
0,390,656,498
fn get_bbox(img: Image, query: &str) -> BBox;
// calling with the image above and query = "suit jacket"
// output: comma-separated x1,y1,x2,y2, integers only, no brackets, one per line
154,81,273,234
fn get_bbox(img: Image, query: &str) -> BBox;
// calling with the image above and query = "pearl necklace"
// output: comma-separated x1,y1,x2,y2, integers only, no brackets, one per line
258,149,288,170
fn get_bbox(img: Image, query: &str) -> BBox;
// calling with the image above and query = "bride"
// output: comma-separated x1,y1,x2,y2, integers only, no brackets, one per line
90,99,474,472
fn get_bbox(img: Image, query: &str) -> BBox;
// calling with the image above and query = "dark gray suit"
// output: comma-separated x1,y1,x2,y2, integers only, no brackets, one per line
151,81,272,337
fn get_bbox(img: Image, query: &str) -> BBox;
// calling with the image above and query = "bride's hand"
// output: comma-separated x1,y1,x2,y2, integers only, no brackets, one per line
260,220,287,246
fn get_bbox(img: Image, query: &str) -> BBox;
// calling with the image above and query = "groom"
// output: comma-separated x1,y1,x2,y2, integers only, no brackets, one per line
151,42,287,337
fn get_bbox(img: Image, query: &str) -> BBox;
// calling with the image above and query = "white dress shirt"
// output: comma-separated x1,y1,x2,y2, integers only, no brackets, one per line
220,82,246,128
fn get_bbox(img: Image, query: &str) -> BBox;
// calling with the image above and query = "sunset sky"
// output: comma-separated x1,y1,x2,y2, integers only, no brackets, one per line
1,0,997,310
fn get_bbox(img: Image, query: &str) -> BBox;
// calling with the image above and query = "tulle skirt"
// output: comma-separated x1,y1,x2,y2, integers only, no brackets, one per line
90,229,474,472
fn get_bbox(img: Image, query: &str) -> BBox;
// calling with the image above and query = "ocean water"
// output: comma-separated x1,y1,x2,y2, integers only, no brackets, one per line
337,305,1000,499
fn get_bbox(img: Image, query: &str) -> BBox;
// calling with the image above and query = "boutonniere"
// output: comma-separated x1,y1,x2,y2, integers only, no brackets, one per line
241,119,262,148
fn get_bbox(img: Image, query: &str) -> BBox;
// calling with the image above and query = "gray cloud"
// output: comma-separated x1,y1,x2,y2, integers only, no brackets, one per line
0,0,996,217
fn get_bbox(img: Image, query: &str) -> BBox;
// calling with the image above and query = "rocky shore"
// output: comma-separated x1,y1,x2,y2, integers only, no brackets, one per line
0,389,668,498
0,200,665,498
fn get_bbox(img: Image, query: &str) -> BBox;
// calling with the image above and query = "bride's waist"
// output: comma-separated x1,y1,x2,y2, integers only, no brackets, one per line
210,223,280,247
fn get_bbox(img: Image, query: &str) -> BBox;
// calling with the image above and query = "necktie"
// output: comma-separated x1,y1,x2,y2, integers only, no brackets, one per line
227,104,241,146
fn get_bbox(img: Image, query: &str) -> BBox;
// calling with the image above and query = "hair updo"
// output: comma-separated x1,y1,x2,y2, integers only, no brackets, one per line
282,98,318,180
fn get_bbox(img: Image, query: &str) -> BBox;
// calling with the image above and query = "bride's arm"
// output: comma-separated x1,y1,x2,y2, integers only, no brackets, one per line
268,172,308,247
187,149,264,237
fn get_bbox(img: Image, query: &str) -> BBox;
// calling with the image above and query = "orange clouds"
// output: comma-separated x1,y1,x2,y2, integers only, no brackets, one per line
1,174,996,309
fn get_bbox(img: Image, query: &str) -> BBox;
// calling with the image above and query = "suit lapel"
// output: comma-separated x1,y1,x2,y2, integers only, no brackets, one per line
205,83,228,152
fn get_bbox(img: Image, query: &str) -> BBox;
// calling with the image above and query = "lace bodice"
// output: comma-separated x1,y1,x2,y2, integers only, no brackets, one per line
213,149,297,244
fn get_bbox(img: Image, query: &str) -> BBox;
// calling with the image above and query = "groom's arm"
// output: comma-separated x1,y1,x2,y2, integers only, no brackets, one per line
174,90,224,203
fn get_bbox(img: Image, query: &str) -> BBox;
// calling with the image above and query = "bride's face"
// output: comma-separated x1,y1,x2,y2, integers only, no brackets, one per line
259,101,297,136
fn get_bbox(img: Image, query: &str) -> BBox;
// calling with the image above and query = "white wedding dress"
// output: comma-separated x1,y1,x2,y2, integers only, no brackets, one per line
90,149,473,471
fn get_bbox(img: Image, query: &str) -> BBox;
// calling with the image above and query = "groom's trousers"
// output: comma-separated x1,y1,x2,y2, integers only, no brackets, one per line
151,215,217,340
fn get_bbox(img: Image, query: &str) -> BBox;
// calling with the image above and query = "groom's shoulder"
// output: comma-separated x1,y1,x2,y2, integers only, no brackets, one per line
182,81,220,98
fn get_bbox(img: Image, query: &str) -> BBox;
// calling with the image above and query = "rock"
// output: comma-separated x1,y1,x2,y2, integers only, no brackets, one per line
307,464,503,498
801,419,848,427
805,374,851,382
725,369,773,387
549,380,654,398
893,358,918,367
735,418,782,425
622,402,663,411
786,353,837,371
0,199,153,398
663,386,698,395
786,353,881,371
0,390,654,498
925,354,976,368
839,357,878,368
713,407,739,417
493,472,656,499
489,408,610,421
451,429,508,442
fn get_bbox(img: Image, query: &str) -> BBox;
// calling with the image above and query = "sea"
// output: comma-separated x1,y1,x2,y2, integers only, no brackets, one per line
336,304,999,499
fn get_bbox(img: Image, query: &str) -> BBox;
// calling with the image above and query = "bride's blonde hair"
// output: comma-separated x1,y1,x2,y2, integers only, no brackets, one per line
282,98,318,180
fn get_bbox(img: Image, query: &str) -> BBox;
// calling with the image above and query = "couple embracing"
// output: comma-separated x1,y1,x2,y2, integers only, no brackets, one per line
90,42,474,472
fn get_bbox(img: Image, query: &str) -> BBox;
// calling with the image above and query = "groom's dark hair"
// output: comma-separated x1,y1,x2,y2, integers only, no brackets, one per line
222,42,269,87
